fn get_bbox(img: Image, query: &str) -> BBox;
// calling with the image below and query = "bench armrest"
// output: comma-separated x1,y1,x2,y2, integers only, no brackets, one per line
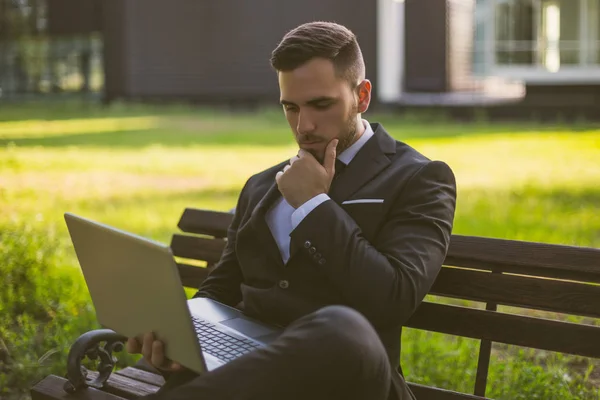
64,329,127,394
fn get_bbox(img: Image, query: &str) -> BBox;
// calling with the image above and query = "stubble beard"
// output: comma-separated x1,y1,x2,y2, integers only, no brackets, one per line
310,110,360,165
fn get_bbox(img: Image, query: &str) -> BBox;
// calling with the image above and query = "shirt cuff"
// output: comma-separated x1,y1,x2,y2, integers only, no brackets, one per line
291,193,330,230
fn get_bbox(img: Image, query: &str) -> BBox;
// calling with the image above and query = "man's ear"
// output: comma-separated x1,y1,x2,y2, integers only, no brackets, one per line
356,80,372,113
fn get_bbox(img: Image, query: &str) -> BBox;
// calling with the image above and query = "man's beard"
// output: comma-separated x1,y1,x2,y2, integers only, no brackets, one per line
307,110,359,165
336,114,359,158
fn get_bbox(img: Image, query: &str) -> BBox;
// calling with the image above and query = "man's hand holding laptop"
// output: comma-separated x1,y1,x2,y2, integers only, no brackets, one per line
126,332,184,373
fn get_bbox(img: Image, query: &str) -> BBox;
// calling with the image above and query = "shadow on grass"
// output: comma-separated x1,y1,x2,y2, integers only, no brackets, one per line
0,100,197,122
1,121,598,149
0,128,294,148
2,101,600,148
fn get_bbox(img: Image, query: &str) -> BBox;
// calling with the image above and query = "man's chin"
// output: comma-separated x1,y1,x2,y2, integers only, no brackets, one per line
299,147,324,163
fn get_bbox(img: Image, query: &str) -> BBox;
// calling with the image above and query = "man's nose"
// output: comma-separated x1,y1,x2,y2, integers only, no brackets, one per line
297,110,316,135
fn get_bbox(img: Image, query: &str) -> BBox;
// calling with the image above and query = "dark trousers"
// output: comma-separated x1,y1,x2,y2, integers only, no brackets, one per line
140,306,414,400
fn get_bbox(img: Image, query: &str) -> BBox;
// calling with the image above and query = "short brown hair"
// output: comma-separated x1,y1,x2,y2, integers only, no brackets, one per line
270,21,365,85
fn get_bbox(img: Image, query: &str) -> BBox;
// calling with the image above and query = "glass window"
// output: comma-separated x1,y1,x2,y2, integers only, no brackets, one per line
472,0,488,75
494,0,536,65
539,0,581,68
0,0,103,99
597,0,600,63
493,0,589,69
587,0,600,64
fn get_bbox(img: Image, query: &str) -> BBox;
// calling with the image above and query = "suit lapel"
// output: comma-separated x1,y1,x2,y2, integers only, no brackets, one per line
246,177,285,268
328,123,396,204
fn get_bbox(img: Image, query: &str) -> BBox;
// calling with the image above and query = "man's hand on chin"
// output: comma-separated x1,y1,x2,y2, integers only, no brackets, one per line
276,139,338,208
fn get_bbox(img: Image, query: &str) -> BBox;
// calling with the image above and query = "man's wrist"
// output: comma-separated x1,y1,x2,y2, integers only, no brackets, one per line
291,193,330,230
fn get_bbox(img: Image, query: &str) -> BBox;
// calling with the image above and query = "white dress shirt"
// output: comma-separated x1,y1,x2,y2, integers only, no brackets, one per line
266,119,375,264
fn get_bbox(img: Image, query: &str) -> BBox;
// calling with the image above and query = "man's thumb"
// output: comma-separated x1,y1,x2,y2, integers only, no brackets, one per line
324,139,339,175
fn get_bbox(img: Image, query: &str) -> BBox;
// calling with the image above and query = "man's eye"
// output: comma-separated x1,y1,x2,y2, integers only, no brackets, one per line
284,105,298,112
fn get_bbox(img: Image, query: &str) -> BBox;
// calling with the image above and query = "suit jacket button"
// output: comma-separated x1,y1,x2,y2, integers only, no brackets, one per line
314,253,321,260
309,246,317,255
279,280,290,289
318,258,326,265
304,241,311,249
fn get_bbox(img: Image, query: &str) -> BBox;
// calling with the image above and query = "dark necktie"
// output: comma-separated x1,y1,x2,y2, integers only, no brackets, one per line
334,159,346,180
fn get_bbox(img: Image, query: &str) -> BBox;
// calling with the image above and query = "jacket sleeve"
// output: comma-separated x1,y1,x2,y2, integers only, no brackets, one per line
192,179,252,307
289,160,457,328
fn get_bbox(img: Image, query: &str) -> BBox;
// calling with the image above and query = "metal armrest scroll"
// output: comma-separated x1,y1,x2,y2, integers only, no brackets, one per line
63,329,128,393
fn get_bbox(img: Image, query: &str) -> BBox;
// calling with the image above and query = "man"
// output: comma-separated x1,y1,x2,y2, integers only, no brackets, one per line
128,21,457,399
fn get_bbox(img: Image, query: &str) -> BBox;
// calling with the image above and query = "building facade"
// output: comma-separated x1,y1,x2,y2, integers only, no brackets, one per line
1,0,598,118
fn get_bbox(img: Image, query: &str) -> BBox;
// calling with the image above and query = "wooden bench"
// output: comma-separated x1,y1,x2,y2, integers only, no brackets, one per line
32,208,600,400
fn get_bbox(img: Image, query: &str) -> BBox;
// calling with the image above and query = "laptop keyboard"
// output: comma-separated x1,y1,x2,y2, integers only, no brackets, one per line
192,316,262,362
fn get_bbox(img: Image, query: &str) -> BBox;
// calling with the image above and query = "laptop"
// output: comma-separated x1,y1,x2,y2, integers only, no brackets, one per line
64,212,283,373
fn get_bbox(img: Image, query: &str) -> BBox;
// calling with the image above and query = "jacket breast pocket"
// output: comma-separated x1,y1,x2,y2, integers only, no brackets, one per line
340,201,386,241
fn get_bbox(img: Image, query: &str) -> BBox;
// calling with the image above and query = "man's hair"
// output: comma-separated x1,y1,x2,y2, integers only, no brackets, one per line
270,21,365,86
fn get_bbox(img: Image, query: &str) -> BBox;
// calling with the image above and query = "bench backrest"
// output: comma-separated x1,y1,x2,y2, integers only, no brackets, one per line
170,208,600,400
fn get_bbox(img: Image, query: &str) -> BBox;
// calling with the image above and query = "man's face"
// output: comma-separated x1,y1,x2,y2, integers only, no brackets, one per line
278,58,368,164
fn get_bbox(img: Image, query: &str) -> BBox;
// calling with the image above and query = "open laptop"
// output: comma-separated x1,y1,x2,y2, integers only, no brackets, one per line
64,212,283,374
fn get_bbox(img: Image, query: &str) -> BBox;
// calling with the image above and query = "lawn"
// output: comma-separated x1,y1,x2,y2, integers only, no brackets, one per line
1,101,599,399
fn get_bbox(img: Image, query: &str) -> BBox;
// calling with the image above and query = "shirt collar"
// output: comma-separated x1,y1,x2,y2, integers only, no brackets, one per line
337,119,374,165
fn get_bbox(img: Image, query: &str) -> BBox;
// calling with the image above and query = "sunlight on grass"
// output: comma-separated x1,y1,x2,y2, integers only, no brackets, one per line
0,117,162,138
1,111,599,249
1,108,598,247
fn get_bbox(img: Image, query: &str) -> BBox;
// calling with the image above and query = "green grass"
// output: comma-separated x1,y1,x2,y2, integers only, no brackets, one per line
1,101,600,399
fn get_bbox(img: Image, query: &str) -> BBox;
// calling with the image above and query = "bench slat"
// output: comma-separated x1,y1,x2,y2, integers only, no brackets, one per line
444,257,600,285
177,263,210,289
177,208,232,238
432,267,600,319
408,382,488,400
115,367,165,387
406,302,600,358
31,375,126,400
172,250,600,319
174,211,600,282
447,235,600,282
113,368,491,400
85,371,159,399
170,234,226,265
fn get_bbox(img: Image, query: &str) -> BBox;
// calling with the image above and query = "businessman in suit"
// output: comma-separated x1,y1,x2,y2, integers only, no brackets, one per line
129,21,457,399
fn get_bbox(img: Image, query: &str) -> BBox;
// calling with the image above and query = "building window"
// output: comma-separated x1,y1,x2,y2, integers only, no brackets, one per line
491,0,599,70
494,0,536,65
587,0,600,64
0,0,103,100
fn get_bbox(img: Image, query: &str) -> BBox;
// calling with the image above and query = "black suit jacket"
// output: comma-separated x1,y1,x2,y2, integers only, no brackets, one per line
195,122,457,370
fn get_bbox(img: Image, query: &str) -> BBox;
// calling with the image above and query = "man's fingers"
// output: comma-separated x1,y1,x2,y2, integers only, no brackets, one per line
134,332,182,372
126,337,141,354
324,139,339,175
141,332,154,361
151,340,183,371
169,361,184,371
275,170,283,183
283,164,291,173
289,155,299,165
151,340,165,368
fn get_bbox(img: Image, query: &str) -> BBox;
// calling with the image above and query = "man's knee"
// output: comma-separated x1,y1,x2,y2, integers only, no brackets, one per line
312,306,391,396
314,306,386,360
315,305,372,335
